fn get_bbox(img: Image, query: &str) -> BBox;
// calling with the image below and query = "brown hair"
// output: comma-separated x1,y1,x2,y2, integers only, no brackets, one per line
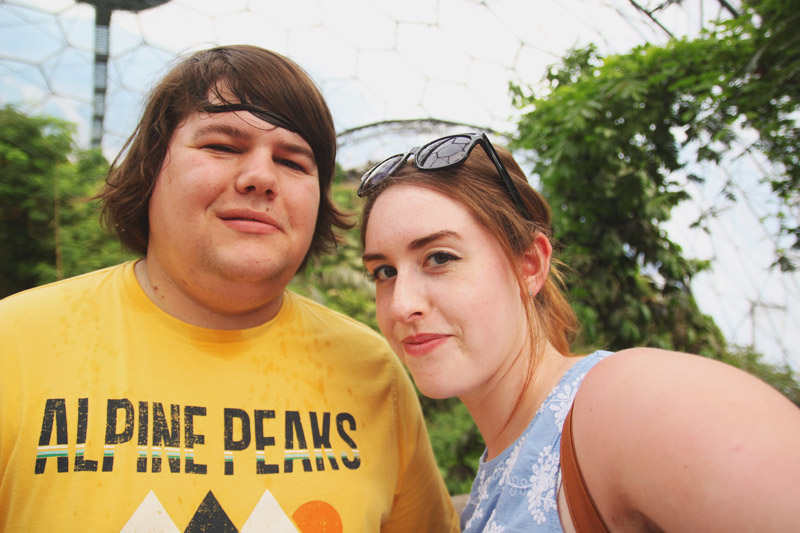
360,140,578,363
97,45,349,270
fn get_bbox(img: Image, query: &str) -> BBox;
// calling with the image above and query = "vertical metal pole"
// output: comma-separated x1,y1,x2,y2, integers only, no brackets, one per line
91,6,110,148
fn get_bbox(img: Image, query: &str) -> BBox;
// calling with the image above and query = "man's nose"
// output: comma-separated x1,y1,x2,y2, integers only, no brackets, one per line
234,149,278,198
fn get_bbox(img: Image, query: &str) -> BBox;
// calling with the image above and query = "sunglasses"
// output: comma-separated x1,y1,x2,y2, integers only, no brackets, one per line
357,133,533,221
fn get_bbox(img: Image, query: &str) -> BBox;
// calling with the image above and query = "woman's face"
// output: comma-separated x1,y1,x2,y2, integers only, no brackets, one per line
363,184,529,401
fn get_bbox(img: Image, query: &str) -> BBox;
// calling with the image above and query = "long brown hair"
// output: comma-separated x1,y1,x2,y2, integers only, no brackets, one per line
360,140,578,376
97,45,349,270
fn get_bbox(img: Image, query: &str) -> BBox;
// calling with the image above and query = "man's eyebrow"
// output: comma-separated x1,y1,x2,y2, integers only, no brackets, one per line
276,140,316,164
192,123,252,141
191,123,316,165
362,230,460,264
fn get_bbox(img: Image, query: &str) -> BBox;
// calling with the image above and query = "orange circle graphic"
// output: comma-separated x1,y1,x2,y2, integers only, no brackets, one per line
292,501,343,533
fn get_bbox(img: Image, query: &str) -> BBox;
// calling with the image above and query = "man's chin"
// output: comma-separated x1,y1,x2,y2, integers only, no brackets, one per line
202,254,296,286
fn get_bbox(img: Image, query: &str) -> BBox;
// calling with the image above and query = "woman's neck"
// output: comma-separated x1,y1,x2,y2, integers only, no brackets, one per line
464,343,579,461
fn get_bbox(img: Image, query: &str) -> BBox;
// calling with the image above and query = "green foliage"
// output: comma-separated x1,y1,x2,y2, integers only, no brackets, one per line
290,175,378,328
0,106,133,298
1,105,70,296
728,0,800,242
721,345,800,405
515,0,799,269
510,0,799,397
422,397,484,495
511,42,729,356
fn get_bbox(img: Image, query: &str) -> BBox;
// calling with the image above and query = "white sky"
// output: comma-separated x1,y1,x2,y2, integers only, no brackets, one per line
1,0,797,368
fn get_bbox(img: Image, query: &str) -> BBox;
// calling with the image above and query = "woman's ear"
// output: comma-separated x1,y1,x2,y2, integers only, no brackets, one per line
521,232,552,297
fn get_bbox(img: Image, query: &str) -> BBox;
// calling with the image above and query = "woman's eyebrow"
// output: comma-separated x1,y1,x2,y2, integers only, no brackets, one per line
362,230,460,264
362,251,385,264
408,230,460,250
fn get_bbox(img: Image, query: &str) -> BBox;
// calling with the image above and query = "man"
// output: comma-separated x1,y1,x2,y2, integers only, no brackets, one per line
0,45,458,532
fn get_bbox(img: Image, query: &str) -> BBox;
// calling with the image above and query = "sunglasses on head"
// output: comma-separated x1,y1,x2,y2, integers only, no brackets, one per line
357,133,533,221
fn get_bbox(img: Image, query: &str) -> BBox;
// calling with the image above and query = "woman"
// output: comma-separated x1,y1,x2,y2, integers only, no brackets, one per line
358,133,800,532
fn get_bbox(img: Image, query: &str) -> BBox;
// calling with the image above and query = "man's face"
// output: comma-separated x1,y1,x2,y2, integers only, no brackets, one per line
146,107,320,298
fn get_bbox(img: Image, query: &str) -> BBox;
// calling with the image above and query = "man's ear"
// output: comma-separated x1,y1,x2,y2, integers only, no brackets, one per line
521,232,552,297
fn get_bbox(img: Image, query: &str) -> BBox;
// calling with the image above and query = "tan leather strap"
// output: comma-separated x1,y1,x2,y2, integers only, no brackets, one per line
561,404,610,533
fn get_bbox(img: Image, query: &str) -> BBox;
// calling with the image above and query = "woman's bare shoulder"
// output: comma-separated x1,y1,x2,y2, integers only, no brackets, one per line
571,347,800,531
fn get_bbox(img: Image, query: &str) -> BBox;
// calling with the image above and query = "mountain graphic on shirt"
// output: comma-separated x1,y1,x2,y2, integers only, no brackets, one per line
121,489,342,532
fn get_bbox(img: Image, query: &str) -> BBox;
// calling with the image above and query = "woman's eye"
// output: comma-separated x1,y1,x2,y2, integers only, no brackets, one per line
368,265,397,282
426,252,459,267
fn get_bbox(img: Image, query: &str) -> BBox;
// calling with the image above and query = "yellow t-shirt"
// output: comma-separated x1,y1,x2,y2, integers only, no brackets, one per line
0,261,458,532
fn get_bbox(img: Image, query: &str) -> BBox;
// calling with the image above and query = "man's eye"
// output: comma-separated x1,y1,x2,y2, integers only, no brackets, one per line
204,144,238,153
278,159,306,172
368,265,397,282
426,252,458,267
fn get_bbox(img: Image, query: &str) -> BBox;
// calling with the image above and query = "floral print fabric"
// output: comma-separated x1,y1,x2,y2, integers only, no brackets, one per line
461,351,612,532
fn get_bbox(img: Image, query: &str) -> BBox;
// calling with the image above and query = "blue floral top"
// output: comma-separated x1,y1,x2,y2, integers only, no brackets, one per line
461,350,613,532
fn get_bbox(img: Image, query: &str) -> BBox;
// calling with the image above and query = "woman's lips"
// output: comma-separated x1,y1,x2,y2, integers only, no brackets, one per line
401,333,449,357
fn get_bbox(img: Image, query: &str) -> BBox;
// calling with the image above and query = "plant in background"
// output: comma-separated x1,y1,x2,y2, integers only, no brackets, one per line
0,106,133,298
290,171,379,328
510,0,798,398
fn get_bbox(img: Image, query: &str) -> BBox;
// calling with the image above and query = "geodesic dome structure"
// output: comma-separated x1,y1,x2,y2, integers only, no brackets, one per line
1,0,797,368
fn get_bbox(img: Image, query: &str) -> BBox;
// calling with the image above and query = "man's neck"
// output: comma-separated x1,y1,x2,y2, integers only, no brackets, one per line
134,258,285,330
